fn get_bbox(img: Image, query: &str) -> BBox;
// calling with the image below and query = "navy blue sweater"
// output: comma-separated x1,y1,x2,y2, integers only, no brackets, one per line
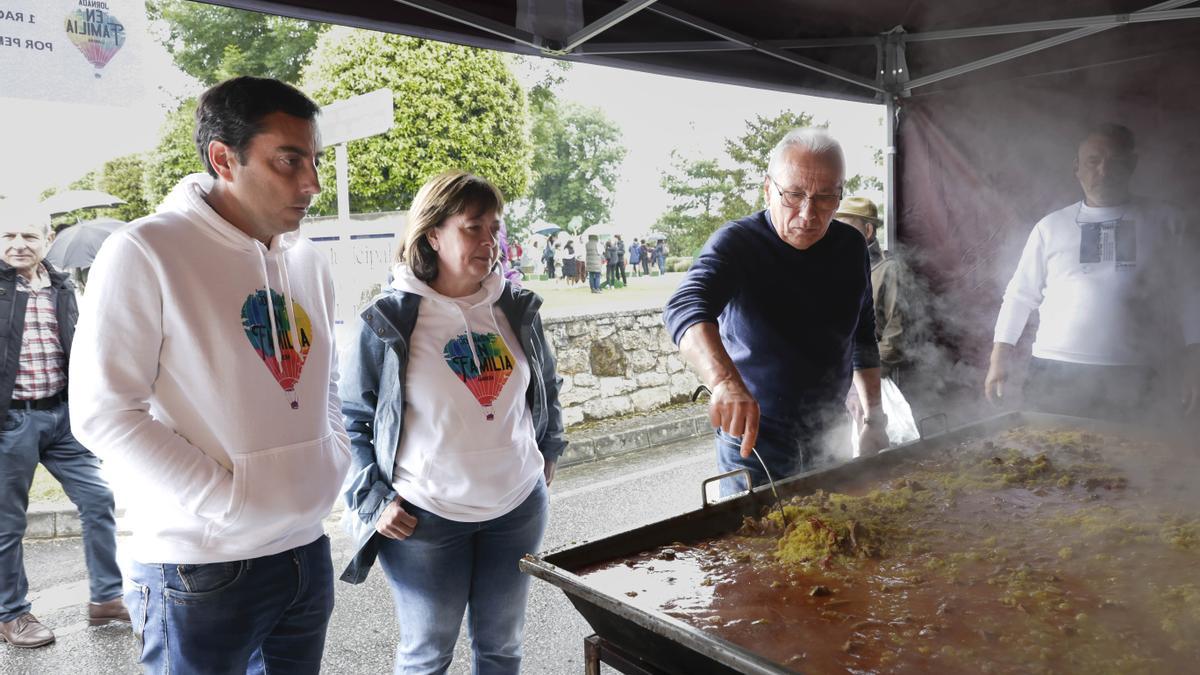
664,210,880,427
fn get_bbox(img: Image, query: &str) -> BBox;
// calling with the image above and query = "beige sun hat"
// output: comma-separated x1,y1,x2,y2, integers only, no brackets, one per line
836,196,881,225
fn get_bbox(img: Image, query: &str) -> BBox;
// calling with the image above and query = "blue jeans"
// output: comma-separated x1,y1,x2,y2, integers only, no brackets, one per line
125,535,334,674
588,271,601,291
0,403,121,621
714,416,827,497
376,478,549,675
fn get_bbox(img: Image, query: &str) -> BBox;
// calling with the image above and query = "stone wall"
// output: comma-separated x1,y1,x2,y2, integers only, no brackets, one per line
542,308,700,427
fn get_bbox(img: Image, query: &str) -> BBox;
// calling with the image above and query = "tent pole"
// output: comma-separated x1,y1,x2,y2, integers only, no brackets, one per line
647,4,886,95
388,0,541,49
906,0,1200,91
561,1,659,53
905,5,1200,43
881,30,908,249
885,97,898,249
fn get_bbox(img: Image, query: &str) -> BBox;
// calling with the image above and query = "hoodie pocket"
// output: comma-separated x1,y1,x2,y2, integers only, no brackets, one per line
210,433,350,549
420,440,542,509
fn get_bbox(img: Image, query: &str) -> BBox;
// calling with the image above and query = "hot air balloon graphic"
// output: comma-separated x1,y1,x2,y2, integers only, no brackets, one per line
443,332,514,421
64,8,126,78
241,289,313,410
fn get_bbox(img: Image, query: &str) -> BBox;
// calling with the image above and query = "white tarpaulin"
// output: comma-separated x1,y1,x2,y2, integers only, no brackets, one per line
0,0,146,106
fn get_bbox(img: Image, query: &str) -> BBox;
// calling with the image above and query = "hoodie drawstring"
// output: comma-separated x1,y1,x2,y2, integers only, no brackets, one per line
255,244,285,378
487,305,506,349
255,242,306,410
452,304,483,378
277,253,304,367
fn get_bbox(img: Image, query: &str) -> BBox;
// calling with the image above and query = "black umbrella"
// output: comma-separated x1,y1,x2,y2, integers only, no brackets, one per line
46,218,124,270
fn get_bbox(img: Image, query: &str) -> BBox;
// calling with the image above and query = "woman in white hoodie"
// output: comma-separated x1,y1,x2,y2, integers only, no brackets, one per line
340,171,567,674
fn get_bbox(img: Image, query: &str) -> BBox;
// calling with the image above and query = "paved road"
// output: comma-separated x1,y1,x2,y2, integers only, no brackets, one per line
3,435,718,674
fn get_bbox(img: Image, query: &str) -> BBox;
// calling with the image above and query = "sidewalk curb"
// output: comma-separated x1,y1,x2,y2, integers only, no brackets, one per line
558,412,709,468
25,412,711,541
25,502,99,540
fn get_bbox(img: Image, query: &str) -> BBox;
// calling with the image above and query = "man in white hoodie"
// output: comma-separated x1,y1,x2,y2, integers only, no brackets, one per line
70,76,350,673
985,123,1200,420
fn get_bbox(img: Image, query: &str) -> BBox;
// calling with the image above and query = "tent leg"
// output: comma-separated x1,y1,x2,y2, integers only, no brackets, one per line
881,29,907,250
885,96,898,250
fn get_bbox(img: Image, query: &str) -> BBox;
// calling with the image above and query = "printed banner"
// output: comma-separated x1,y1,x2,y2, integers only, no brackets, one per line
0,0,146,106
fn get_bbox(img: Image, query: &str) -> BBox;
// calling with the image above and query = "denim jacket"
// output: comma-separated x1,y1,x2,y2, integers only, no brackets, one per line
338,282,566,584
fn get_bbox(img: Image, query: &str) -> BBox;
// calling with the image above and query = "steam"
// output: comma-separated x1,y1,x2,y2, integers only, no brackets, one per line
881,34,1200,438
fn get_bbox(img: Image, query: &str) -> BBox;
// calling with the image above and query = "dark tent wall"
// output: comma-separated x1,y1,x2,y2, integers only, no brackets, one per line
896,38,1200,378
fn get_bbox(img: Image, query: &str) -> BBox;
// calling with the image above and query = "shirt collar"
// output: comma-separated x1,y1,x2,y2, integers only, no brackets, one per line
16,263,51,292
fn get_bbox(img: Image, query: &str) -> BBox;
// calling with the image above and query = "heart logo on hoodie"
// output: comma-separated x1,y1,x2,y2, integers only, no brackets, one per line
443,332,514,420
241,289,313,409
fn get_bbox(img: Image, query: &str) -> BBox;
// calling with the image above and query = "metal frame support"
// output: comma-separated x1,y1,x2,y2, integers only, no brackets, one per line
647,3,886,95
880,29,909,249
388,0,542,50
335,144,350,222
576,40,744,55
905,5,1200,42
576,4,1200,56
584,634,667,675
906,0,1200,90
576,35,877,55
560,0,659,53
884,97,899,249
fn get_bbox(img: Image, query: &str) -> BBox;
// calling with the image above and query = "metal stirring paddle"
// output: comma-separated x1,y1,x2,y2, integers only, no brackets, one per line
691,385,790,529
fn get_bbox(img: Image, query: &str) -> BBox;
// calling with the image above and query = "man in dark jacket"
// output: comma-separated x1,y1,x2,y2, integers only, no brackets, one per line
0,202,125,648
614,234,627,285
664,128,888,494
836,197,917,436
604,238,617,287
836,197,908,382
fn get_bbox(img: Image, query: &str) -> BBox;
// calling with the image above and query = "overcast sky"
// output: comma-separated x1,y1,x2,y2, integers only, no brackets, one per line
544,61,885,228
0,5,883,222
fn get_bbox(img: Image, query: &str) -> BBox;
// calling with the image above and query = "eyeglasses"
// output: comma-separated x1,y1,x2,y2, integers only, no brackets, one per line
769,177,843,211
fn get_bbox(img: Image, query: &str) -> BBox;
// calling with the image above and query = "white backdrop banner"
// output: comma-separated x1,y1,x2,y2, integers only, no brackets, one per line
0,0,146,106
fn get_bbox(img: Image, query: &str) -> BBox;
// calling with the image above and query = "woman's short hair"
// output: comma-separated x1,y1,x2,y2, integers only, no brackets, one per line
397,171,505,282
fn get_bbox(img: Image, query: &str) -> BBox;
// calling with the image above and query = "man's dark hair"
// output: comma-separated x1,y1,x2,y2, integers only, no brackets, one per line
1082,123,1135,155
194,76,321,177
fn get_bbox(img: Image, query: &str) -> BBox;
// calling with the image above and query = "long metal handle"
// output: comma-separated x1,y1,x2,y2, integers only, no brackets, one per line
918,412,949,439
701,469,752,506
693,384,790,526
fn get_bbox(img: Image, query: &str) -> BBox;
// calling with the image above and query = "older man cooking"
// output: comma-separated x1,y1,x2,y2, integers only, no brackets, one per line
664,128,887,494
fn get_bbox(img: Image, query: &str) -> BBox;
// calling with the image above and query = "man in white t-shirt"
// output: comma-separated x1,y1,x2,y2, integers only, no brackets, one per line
985,123,1200,419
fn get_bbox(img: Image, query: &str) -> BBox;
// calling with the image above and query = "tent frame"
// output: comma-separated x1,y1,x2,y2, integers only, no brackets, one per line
365,0,1200,244
208,0,1200,244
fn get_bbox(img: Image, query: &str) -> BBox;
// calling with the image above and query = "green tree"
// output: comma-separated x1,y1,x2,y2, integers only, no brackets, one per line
302,28,531,215
727,111,882,203
725,111,817,187
656,110,884,252
509,100,626,236
656,152,750,255
95,154,151,222
510,55,571,113
143,100,204,210
147,0,329,84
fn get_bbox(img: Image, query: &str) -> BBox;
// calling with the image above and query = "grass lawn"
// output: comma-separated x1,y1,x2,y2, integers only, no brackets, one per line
30,465,68,503
523,270,684,319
